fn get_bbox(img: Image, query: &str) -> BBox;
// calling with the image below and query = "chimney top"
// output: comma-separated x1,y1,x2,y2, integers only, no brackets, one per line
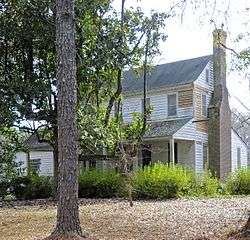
213,29,227,47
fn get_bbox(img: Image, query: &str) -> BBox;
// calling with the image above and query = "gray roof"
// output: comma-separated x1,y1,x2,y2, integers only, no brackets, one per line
123,55,211,92
144,118,192,139
25,134,53,151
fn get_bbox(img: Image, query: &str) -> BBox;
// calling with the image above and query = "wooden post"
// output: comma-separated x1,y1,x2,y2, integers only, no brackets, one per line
170,138,175,165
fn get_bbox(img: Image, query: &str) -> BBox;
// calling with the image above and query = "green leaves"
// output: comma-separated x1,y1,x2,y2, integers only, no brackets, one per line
0,126,24,181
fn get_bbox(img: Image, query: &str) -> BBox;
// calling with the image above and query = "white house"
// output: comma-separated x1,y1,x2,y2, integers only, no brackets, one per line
15,29,248,178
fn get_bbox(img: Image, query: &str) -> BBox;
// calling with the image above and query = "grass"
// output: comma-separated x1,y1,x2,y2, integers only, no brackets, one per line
0,197,249,240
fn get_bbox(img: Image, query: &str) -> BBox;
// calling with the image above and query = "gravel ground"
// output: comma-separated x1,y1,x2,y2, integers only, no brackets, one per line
0,197,249,240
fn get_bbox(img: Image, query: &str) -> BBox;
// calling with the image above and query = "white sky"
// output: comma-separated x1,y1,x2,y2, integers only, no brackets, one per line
113,0,250,113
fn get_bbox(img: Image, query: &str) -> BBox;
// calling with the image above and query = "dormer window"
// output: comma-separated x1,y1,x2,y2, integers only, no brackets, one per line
205,69,209,83
168,94,177,116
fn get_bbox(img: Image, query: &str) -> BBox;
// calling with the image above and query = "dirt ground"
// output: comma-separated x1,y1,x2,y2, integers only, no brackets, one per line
0,197,249,240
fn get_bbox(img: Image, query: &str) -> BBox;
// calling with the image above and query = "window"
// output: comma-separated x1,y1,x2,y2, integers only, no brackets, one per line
168,94,177,116
237,147,241,168
29,158,41,173
203,144,208,169
205,69,209,83
202,94,207,116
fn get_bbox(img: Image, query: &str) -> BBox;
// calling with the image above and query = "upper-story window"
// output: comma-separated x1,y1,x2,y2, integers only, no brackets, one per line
168,94,177,116
202,94,207,117
205,69,209,83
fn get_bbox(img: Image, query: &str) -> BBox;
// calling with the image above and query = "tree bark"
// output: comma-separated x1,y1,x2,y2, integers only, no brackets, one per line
48,0,82,237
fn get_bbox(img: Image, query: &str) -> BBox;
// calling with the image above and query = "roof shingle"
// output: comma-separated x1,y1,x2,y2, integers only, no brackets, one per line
144,118,192,139
123,55,211,92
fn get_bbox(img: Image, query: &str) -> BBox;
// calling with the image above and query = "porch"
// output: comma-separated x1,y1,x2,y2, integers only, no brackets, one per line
136,138,196,170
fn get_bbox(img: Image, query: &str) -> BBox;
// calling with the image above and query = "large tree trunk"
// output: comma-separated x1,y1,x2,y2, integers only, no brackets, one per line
44,0,84,239
244,216,250,236
52,126,59,199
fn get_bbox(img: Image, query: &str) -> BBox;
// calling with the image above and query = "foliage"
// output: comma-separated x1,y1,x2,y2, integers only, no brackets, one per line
0,0,169,155
10,174,54,200
132,163,194,199
191,170,222,197
0,126,24,183
226,168,250,195
78,169,125,198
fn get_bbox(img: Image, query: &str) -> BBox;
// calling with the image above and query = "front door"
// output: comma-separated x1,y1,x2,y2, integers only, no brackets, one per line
142,144,151,167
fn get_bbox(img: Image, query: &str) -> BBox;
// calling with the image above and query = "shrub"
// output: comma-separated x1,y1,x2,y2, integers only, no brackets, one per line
0,180,10,198
132,163,194,199
192,170,221,197
226,168,250,195
78,169,125,198
10,174,54,200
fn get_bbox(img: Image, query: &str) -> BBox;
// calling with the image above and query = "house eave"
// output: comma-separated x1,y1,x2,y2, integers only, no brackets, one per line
123,82,194,97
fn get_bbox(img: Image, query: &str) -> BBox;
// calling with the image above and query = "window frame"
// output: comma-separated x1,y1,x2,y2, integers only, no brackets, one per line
201,94,207,117
167,93,177,117
205,69,209,83
29,158,41,173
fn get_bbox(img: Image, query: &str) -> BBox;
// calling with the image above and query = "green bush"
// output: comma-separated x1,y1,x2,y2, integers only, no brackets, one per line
132,163,194,199
11,174,54,200
226,168,250,195
0,180,10,198
192,170,221,197
78,169,125,198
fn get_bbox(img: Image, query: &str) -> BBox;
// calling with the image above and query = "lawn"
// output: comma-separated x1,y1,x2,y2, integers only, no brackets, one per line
0,197,249,240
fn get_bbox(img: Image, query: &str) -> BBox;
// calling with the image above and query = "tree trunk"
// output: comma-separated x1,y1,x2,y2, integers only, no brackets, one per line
244,215,250,236
52,126,59,199
44,0,82,238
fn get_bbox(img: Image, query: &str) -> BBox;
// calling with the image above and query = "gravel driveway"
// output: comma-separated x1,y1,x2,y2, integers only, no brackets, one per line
0,197,249,240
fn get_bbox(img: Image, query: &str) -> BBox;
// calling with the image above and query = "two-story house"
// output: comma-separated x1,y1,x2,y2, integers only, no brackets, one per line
122,29,248,178
15,29,248,178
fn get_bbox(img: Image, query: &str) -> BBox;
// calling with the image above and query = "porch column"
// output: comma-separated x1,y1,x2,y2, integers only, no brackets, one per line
169,138,175,165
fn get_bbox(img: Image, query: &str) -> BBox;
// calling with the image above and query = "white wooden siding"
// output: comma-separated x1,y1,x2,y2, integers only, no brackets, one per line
195,141,204,173
194,61,214,91
196,130,208,142
174,119,196,140
29,151,54,176
122,97,141,122
231,130,248,172
15,152,28,174
123,92,193,122
177,107,193,118
150,94,168,121
194,61,214,115
178,141,195,169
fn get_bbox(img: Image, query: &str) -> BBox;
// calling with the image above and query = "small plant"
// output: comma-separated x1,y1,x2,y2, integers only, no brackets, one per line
192,170,221,197
78,169,125,198
132,163,194,199
226,167,250,195
10,174,54,200
0,180,10,198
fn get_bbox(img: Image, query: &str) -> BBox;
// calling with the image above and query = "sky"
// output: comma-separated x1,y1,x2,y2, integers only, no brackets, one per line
113,0,250,114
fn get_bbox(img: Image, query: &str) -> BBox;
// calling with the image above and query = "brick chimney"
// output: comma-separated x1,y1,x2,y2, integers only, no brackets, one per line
208,29,232,179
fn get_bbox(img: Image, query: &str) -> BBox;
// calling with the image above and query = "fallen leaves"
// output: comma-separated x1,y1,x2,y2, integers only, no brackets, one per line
0,197,249,240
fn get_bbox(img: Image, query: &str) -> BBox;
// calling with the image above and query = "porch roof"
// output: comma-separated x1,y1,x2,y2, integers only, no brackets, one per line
144,117,192,139
24,134,53,151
